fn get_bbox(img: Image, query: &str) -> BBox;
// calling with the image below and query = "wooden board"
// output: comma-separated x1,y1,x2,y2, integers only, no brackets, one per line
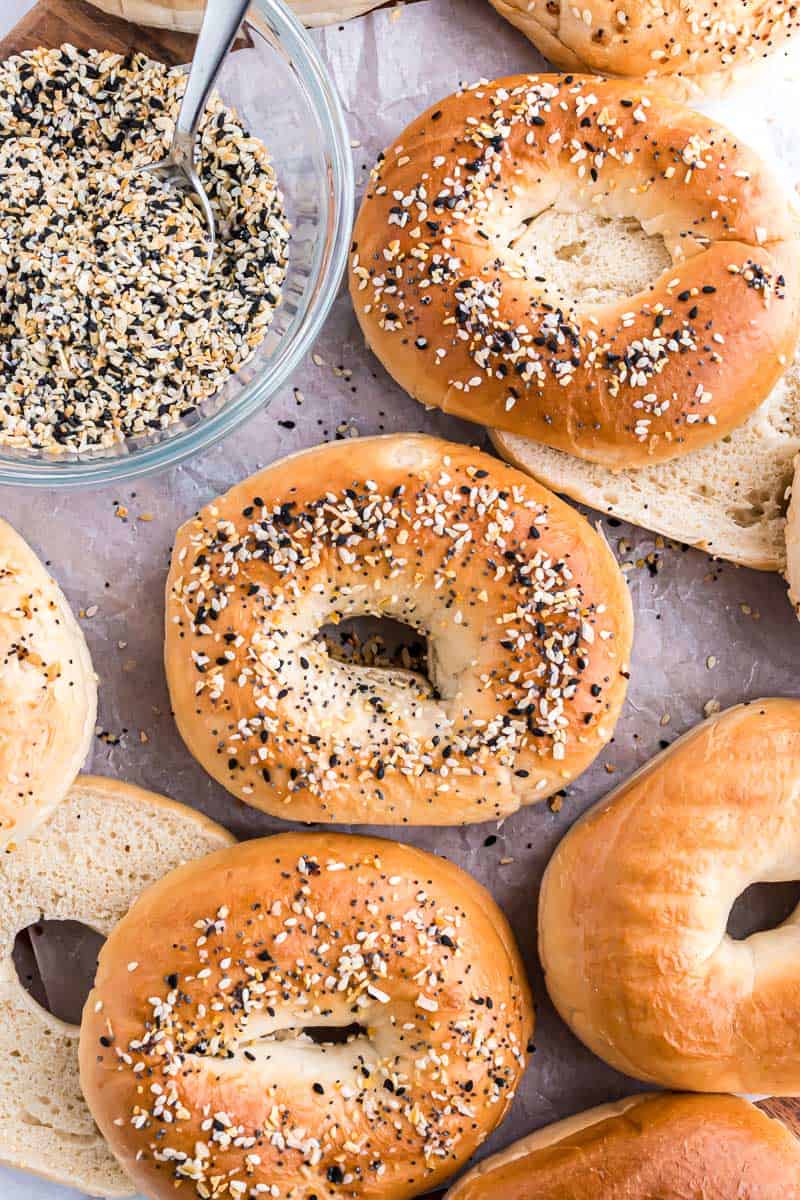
0,0,798,1170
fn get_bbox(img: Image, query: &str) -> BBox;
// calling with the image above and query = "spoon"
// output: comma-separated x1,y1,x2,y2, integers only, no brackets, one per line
135,0,251,269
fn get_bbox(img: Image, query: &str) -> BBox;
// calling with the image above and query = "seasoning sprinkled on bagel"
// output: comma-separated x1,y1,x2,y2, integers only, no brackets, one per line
445,1092,800,1200
164,435,632,824
80,832,534,1200
349,75,799,469
485,0,800,98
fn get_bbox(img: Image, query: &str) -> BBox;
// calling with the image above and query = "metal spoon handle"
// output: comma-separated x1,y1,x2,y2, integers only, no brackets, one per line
173,0,251,166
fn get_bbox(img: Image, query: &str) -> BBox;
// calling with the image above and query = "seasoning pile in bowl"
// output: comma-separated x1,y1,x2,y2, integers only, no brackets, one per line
0,45,290,454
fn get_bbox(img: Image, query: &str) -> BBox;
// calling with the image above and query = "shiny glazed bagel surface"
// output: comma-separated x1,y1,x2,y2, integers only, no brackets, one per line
79,831,534,1200
350,75,799,468
164,435,632,825
445,1093,800,1199
539,698,800,1093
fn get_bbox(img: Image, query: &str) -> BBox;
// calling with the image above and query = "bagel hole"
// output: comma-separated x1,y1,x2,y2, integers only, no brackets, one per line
13,919,105,1025
726,881,800,940
506,208,671,306
302,1022,367,1045
198,1021,370,1056
318,616,438,695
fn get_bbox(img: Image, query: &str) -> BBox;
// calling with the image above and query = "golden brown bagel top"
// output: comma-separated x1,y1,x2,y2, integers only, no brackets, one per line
538,698,800,1094
80,831,534,1200
446,1093,800,1200
350,75,799,469
164,435,632,825
485,0,800,98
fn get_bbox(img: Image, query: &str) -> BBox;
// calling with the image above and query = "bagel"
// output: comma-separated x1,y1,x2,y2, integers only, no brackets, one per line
538,698,800,1094
492,342,800,572
85,0,385,32
164,434,633,825
79,831,534,1200
445,1093,800,1199
485,1,800,99
784,453,800,612
349,74,799,470
0,516,97,849
0,775,233,1196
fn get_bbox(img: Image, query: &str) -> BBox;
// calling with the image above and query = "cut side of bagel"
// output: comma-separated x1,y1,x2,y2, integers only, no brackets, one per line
493,350,800,572
86,0,384,31
0,775,233,1197
785,453,800,614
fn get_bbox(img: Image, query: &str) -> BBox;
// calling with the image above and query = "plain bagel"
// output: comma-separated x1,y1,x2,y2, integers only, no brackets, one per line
538,698,800,1093
445,1092,800,1199
80,831,534,1200
0,516,96,849
349,74,799,469
485,0,800,98
0,775,232,1196
164,435,632,825
85,0,385,32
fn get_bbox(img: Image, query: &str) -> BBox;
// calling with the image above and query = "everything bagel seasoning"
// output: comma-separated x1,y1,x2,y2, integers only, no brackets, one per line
166,439,632,824
0,45,289,453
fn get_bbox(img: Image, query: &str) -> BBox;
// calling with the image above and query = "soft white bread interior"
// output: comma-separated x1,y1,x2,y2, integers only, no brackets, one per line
493,349,800,571
0,775,233,1196
783,453,800,613
445,1092,800,1199
86,0,205,31
0,517,97,848
86,0,383,30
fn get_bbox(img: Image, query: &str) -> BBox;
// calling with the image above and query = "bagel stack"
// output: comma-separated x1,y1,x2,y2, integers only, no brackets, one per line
165,434,633,825
350,74,799,470
349,74,800,572
80,832,533,1200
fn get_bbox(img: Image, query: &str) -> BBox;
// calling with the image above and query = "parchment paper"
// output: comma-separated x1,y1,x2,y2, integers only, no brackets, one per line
2,2,800,1196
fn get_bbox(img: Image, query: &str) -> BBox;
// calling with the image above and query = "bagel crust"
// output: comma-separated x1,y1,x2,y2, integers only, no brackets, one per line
349,75,799,469
164,435,632,824
485,1,800,97
0,775,233,1196
79,831,534,1200
539,698,800,1093
0,516,97,848
445,1093,800,1199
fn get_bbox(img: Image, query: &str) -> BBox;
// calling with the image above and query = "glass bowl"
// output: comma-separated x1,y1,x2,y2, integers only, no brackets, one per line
0,0,353,488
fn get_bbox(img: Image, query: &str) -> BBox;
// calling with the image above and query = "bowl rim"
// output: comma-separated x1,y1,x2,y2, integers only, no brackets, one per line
0,0,354,490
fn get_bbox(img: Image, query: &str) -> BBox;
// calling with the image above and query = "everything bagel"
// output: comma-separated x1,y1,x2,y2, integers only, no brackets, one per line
79,831,534,1200
164,435,632,825
349,75,799,469
484,1,800,98
538,698,800,1093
